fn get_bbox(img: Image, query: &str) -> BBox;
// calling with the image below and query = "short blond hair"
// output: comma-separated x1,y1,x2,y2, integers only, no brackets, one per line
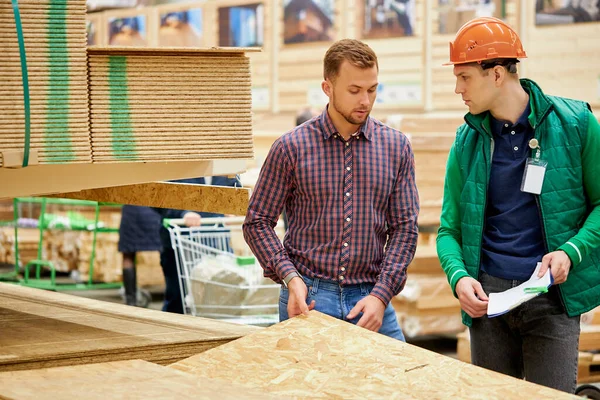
323,39,378,82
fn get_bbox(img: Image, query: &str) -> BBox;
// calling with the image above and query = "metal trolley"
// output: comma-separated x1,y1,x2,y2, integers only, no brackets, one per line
166,216,280,326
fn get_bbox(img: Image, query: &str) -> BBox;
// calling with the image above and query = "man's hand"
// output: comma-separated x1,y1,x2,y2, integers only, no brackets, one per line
287,277,315,318
346,295,386,332
538,251,571,284
182,212,201,227
455,277,489,318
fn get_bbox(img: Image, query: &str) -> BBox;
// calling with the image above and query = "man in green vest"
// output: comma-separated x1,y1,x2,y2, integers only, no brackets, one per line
437,17,600,393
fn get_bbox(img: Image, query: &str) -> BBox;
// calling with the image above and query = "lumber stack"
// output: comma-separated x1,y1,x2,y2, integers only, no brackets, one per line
87,47,254,163
0,0,91,167
0,282,258,372
169,311,575,399
0,227,39,266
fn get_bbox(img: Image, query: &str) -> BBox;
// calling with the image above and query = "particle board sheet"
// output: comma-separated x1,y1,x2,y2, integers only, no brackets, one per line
169,311,577,399
0,282,258,372
0,0,91,167
88,47,255,163
0,359,276,400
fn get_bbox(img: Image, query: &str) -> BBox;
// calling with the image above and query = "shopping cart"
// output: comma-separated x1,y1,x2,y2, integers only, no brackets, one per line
166,216,280,326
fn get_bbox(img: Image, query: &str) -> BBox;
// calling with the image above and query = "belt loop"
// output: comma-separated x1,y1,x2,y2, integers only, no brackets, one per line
311,277,319,295
360,283,368,296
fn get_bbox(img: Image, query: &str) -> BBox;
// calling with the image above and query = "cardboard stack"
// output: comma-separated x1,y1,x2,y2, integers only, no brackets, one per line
0,0,91,167
87,47,254,163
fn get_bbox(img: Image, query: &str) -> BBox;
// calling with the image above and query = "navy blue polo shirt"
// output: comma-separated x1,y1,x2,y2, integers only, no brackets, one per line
480,103,547,280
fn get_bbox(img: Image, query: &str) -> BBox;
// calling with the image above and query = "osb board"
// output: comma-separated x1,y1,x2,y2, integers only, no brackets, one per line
169,311,576,399
0,282,258,372
49,182,250,216
0,359,276,400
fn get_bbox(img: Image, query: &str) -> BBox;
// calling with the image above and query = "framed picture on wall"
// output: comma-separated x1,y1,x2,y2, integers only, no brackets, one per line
438,0,504,34
218,3,264,47
283,0,335,44
362,0,416,39
106,10,149,47
535,1,600,25
86,13,101,46
157,7,203,47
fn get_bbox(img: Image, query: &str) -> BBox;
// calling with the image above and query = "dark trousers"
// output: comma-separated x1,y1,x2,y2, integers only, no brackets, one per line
160,247,184,314
470,271,580,393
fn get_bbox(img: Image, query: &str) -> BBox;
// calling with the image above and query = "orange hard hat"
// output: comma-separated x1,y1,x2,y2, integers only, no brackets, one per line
444,17,527,66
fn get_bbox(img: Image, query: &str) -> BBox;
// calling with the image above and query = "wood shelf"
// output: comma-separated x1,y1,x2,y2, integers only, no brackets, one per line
0,159,247,201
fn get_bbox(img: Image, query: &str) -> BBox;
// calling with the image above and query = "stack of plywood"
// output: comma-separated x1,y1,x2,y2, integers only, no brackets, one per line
0,360,276,400
87,47,254,163
394,245,463,338
169,311,575,399
0,282,258,372
0,0,91,167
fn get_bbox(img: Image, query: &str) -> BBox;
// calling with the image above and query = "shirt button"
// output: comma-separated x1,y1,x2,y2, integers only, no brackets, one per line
343,242,349,247
334,134,338,138
345,142,350,147
339,276,344,281
504,124,509,128
341,267,346,272
346,192,350,197
514,146,519,151
346,167,351,171
346,217,351,222
511,131,515,135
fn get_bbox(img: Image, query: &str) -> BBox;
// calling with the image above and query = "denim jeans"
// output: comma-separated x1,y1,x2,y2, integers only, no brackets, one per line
279,275,405,341
470,271,580,393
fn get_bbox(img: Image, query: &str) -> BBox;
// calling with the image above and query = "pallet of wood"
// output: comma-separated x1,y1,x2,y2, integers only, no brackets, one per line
0,282,258,372
169,311,574,399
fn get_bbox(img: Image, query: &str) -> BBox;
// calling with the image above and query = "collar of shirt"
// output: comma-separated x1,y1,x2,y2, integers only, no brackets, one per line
490,102,531,136
318,105,374,141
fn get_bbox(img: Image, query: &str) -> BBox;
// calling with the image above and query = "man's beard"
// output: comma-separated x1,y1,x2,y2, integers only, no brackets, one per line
332,96,370,125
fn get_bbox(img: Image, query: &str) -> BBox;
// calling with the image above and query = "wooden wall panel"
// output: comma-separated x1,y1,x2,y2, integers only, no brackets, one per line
524,15,600,109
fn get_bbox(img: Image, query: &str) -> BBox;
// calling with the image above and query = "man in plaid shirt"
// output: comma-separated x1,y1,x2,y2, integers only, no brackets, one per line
243,39,419,340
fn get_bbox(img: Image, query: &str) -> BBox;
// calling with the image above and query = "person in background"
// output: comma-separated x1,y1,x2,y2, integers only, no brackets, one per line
117,205,161,307
155,175,241,314
243,39,419,340
436,17,600,393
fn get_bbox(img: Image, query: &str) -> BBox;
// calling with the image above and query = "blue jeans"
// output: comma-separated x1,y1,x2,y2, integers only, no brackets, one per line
470,272,580,393
279,275,405,341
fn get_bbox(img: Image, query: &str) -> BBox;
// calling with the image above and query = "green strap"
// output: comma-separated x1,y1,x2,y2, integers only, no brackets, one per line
11,0,31,167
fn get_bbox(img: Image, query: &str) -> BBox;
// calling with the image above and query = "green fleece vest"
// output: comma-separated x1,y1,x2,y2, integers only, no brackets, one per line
440,79,600,326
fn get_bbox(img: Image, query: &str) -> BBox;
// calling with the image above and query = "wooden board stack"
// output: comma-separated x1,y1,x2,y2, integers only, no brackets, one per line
0,282,258,372
87,47,255,163
169,311,576,399
0,0,91,167
0,360,277,400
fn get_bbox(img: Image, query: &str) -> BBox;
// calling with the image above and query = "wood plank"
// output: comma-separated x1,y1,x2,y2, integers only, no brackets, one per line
0,282,258,372
169,311,576,399
0,159,246,200
46,182,249,216
0,359,275,399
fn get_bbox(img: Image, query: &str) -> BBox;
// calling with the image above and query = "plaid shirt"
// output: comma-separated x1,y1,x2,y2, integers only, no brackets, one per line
243,108,419,305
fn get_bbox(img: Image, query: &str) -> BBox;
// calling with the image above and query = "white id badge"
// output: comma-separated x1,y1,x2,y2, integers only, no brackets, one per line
521,158,547,195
